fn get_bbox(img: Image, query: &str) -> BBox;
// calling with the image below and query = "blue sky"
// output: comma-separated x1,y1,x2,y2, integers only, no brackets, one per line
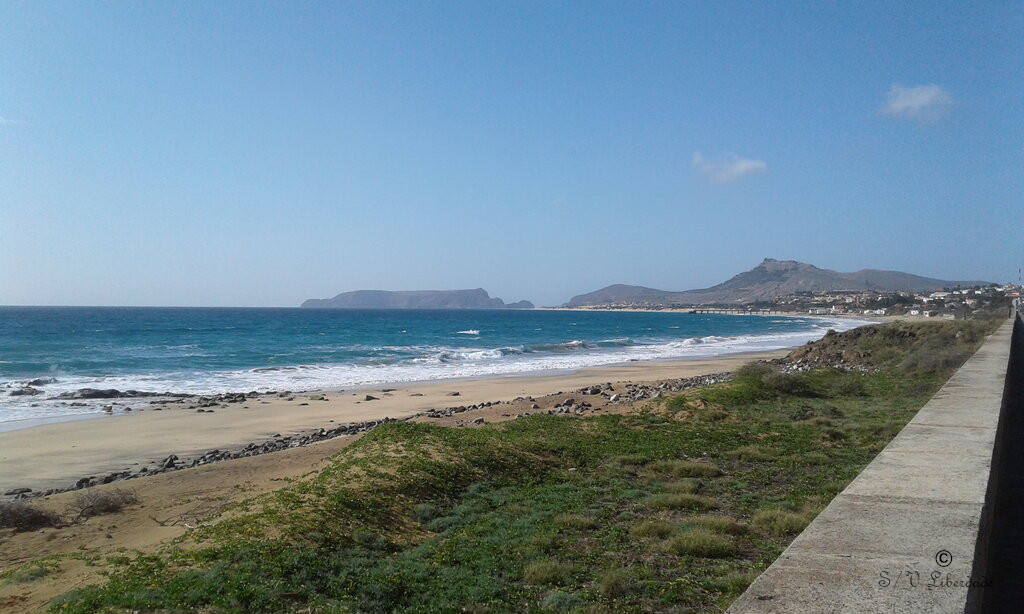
1,1,1021,307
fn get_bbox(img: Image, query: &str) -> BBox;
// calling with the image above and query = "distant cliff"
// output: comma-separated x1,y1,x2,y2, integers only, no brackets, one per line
567,259,993,306
301,288,534,310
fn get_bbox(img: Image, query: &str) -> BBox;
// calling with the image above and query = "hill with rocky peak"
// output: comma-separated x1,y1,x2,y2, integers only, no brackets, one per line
566,259,992,306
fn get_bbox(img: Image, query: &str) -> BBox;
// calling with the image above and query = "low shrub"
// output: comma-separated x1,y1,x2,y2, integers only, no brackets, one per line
5,564,51,584
424,515,460,533
410,503,439,523
697,377,768,407
762,372,813,396
826,375,868,397
0,501,62,532
68,489,139,520
734,362,774,379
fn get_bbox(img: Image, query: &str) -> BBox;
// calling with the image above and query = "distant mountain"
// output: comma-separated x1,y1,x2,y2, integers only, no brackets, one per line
566,259,993,306
301,288,534,310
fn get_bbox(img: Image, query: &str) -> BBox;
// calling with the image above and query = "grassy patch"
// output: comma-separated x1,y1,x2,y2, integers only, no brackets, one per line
645,459,722,478
644,493,717,511
664,479,702,494
686,514,747,535
661,529,736,558
724,445,777,461
524,560,573,586
629,520,673,539
753,508,818,537
552,513,597,531
734,362,774,379
707,569,762,596
598,567,635,598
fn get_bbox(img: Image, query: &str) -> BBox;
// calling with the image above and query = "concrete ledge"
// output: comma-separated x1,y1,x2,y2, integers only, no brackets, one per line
727,319,1014,614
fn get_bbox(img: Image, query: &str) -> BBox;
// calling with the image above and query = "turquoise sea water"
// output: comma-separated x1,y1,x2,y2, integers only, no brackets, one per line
0,307,867,424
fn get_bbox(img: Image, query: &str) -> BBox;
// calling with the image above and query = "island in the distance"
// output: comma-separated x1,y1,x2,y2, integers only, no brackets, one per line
300,288,534,310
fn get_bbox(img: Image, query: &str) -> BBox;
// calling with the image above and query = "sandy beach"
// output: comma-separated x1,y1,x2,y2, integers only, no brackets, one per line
0,351,787,496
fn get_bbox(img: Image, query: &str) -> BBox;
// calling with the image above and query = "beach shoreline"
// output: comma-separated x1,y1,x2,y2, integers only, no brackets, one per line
0,348,790,496
0,312,872,433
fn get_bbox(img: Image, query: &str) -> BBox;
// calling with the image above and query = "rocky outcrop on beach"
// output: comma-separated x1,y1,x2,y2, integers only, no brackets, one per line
300,288,533,310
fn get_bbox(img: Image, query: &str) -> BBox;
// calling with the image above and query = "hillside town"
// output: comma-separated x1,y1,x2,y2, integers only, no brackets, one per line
772,284,1020,319
577,284,1022,320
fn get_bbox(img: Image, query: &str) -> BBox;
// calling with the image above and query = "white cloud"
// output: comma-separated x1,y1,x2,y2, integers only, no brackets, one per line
880,84,953,121
691,152,767,184
0,116,22,127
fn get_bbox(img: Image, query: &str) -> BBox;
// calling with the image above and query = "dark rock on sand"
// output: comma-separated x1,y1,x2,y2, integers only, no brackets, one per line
53,388,194,400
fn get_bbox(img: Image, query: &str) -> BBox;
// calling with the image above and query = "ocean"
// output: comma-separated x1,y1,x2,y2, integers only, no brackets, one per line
0,307,868,425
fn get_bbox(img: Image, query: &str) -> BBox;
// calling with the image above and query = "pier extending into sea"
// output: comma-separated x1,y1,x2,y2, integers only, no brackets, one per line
727,314,1022,613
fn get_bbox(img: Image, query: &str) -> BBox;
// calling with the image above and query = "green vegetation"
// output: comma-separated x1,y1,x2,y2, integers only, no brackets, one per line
50,319,1001,614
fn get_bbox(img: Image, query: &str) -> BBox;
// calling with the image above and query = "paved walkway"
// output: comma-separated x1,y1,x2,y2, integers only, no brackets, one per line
727,319,1014,613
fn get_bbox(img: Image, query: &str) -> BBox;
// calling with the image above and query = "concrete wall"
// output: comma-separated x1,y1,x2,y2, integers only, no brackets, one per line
966,313,1024,612
727,318,1015,614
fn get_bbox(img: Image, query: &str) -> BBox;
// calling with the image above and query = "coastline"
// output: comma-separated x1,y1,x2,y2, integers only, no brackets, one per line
0,311,872,432
0,349,789,495
540,306,890,322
